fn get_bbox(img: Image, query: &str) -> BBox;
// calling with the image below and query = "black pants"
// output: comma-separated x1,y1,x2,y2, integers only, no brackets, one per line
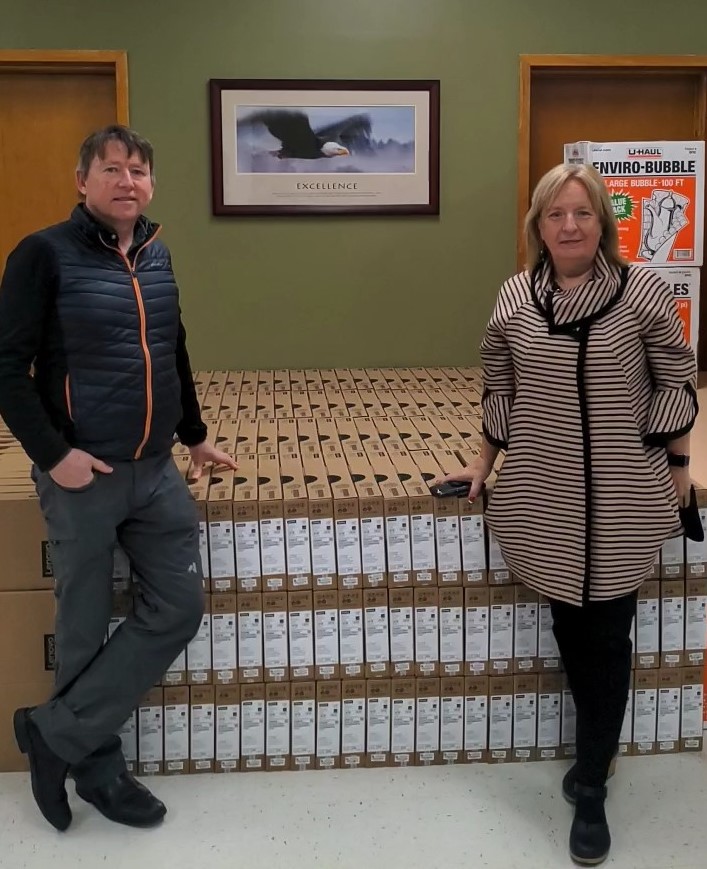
550,590,637,788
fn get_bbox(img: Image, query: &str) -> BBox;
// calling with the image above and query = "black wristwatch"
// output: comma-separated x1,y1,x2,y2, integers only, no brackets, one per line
667,453,690,468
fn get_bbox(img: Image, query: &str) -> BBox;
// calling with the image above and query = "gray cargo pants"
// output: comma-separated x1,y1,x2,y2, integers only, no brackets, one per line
31,453,204,787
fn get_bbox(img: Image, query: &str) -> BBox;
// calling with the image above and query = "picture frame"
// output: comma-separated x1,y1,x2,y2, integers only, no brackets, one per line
209,79,440,216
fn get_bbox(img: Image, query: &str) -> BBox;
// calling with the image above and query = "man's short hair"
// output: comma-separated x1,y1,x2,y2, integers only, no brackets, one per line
76,125,155,182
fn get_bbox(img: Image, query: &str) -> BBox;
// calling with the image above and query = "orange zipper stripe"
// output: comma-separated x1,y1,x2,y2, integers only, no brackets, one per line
102,226,162,460
65,373,73,421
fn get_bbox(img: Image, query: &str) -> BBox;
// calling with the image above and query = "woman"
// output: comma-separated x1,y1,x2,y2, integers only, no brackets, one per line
438,163,698,866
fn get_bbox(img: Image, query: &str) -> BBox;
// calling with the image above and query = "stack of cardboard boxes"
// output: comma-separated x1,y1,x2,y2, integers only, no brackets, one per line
0,366,704,773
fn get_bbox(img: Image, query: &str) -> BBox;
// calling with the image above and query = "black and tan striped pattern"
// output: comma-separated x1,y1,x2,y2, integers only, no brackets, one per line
481,252,698,606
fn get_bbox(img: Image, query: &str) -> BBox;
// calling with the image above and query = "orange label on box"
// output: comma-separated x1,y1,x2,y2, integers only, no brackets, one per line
607,176,698,266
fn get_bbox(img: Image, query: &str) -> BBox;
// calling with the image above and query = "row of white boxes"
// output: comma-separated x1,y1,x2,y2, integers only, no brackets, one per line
168,448,707,595
122,669,705,776
106,580,707,688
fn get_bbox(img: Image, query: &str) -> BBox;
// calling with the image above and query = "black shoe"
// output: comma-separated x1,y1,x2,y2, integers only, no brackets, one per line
76,772,166,828
562,754,617,805
569,783,611,866
13,707,72,832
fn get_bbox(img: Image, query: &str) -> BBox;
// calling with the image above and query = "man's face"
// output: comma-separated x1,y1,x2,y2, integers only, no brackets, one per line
77,140,154,230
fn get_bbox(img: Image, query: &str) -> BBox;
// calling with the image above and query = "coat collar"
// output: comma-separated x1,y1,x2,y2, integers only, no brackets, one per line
530,248,628,331
70,204,160,255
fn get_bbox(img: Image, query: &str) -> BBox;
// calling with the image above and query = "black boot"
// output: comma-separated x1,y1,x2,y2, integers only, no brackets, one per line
76,771,166,828
569,783,611,866
13,707,72,832
563,753,617,805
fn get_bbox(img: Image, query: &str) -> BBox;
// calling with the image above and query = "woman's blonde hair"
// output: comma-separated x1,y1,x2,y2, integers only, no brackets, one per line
524,163,627,271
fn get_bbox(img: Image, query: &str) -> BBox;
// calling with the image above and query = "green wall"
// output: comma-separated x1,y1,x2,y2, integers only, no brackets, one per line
3,0,707,369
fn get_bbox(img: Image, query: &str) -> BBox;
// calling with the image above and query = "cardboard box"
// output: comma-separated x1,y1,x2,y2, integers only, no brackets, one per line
138,686,164,776
439,587,464,676
432,488,463,588
661,268,701,353
187,594,212,685
240,682,265,771
415,677,441,766
211,593,238,685
684,578,707,667
291,681,316,771
338,589,364,679
237,593,263,683
263,591,289,682
636,581,660,669
265,682,291,771
366,679,392,768
389,588,415,677
661,535,685,580
685,493,707,578
0,591,58,771
465,586,490,676
368,450,412,588
258,454,286,592
661,581,685,668
215,684,240,772
391,678,416,767
487,528,512,585
513,675,537,762
316,680,341,770
514,586,538,674
488,675,513,763
301,453,337,590
314,590,340,680
281,455,313,591
288,591,314,681
0,492,53,592
464,675,489,763
656,669,682,754
364,588,390,678
207,470,236,593
537,596,561,672
389,450,437,587
633,670,658,755
341,679,367,769
489,586,514,675
346,452,387,589
459,498,488,586
414,587,440,677
680,666,704,752
163,686,190,775
537,673,562,761
233,455,262,593
618,672,634,757
325,452,362,590
189,685,215,773
440,676,465,764
564,139,705,266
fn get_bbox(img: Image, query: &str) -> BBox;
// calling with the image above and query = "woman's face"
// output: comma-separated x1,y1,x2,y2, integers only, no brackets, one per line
539,179,603,272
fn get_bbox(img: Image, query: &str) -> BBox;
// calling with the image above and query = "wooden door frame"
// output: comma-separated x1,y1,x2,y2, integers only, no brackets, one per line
0,49,129,124
517,54,707,269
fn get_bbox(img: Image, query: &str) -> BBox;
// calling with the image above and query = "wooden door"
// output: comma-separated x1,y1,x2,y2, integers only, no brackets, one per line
518,57,707,370
0,51,128,273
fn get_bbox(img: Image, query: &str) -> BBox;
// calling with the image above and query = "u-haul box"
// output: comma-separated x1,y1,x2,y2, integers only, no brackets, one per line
564,140,705,266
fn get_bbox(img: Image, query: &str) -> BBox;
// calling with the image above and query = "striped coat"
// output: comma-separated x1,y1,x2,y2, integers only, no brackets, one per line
482,251,698,606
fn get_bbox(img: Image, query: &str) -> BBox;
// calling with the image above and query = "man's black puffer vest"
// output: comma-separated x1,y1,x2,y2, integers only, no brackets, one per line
34,205,182,462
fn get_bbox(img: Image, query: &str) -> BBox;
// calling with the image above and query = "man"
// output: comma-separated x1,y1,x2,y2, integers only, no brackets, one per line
0,125,236,831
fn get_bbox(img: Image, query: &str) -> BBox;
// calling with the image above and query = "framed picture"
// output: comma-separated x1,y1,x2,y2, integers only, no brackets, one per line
209,79,440,216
